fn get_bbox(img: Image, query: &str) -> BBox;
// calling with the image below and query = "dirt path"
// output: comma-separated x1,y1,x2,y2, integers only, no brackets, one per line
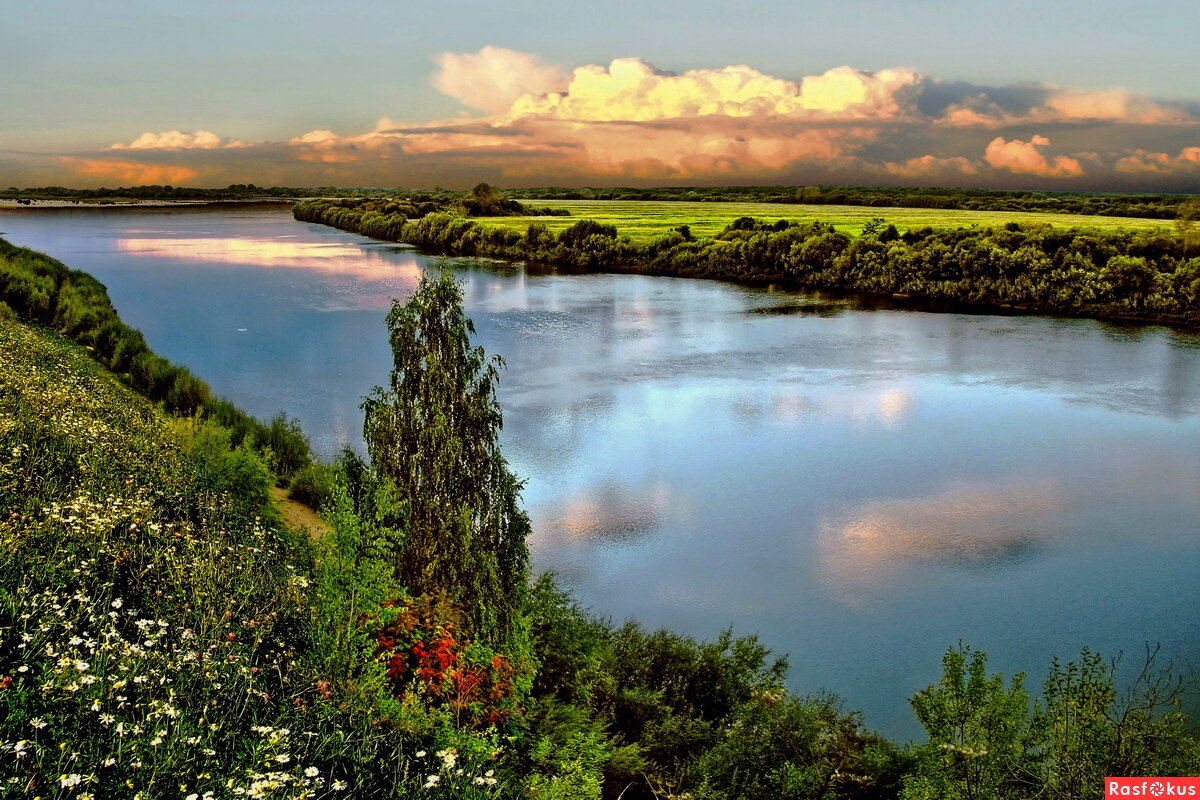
270,487,333,539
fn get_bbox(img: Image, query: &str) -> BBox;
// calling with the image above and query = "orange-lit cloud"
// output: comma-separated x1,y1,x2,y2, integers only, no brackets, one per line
25,47,1200,188
937,86,1191,128
434,46,568,114
1038,88,1188,124
1115,146,1200,174
110,129,247,150
984,135,1084,178
62,157,199,184
885,154,979,178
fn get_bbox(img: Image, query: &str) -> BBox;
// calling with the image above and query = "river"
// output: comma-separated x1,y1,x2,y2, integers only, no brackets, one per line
3,204,1198,738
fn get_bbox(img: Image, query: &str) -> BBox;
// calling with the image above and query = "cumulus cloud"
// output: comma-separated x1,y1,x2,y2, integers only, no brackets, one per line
434,46,568,114
28,47,1200,188
984,135,1084,178
1115,146,1200,174
506,59,923,122
110,129,246,150
62,157,199,184
885,154,979,178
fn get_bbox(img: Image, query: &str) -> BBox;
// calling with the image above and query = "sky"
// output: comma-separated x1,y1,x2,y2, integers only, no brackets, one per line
3,0,1199,190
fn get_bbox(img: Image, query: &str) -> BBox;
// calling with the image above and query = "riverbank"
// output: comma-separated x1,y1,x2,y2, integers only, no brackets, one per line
294,198,1200,329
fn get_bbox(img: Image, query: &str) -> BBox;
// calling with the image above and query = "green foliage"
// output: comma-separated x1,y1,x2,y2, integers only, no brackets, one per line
695,693,907,800
258,412,313,481
1029,647,1200,798
289,459,339,510
526,730,609,800
362,270,530,650
905,645,1030,800
904,645,1200,800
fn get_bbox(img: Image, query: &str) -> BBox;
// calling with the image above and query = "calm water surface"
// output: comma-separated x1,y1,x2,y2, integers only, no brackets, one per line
4,205,1199,738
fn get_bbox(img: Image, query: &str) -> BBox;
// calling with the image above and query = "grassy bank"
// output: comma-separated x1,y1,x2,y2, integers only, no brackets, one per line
476,199,1172,243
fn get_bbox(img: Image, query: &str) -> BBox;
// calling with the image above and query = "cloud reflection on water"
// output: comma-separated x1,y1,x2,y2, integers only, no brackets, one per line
117,236,424,283
818,479,1067,602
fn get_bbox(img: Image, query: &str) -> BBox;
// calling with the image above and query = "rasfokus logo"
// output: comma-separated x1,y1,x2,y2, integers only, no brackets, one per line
1107,778,1200,797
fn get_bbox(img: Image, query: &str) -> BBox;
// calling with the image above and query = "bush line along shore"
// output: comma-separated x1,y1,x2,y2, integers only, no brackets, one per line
293,191,1200,328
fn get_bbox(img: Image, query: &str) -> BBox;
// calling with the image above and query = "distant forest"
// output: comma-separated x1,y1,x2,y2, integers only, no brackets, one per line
4,182,1196,219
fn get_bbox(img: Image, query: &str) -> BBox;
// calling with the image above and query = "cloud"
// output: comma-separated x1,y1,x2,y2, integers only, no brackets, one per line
1115,146,1200,174
936,85,1192,128
110,129,247,150
62,157,199,184
434,46,569,114
21,47,1200,188
1038,88,1190,125
506,58,923,122
885,154,979,179
984,135,1084,177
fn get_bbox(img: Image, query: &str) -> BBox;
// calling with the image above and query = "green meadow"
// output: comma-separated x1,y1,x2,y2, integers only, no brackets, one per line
477,198,1172,243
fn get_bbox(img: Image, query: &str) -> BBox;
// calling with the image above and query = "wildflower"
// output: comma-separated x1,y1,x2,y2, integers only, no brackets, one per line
331,780,347,791
423,775,440,788
274,754,290,764
304,767,319,777
73,660,89,672
415,750,427,758
29,718,47,729
112,598,123,609
60,773,84,788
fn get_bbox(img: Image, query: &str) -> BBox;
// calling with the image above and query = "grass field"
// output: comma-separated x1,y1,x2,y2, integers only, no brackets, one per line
479,199,1172,243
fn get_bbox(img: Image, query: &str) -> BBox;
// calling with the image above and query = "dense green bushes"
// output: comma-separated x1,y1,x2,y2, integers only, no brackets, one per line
294,198,1200,325
0,237,314,479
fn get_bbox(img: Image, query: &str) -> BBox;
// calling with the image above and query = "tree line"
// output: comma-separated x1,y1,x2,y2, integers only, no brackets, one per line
295,198,1200,326
10,182,1196,220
